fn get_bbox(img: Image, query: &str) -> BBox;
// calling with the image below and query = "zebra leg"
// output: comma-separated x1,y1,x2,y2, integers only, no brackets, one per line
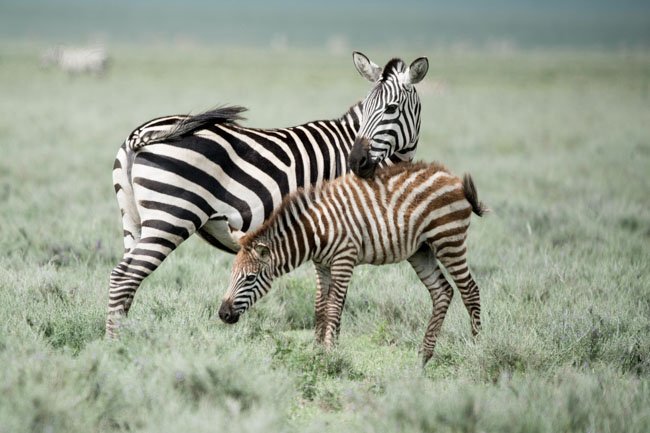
322,256,355,349
106,226,193,338
313,263,332,344
408,245,454,366
113,145,141,252
436,240,481,337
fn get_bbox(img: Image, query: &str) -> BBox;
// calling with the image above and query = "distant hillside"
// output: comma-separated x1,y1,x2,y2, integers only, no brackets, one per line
2,0,650,49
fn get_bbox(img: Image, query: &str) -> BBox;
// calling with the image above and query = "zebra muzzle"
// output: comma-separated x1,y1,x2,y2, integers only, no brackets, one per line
218,300,240,324
349,137,377,179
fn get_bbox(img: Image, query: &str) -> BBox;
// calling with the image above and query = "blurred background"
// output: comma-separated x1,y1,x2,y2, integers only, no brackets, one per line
3,0,650,50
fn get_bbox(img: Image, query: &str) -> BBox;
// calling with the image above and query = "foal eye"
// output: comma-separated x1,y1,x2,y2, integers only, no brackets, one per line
385,104,399,115
244,274,257,283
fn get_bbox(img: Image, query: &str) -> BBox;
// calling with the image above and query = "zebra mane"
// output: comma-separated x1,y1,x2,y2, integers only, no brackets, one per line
381,58,406,81
151,105,247,143
374,160,445,179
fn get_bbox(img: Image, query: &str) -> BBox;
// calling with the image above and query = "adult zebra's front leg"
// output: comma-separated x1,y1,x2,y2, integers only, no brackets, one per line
106,219,200,338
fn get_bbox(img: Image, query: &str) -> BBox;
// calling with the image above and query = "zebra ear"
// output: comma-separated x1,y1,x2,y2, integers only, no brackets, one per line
407,57,429,84
353,51,382,82
253,242,271,262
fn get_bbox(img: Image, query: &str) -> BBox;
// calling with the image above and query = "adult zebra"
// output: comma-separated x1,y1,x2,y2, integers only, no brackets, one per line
107,52,429,337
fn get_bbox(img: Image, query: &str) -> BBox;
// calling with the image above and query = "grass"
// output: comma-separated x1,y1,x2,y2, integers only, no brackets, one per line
1,42,649,432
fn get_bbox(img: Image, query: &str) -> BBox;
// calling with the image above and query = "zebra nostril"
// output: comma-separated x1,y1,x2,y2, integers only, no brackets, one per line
218,301,241,324
359,155,368,168
218,301,232,323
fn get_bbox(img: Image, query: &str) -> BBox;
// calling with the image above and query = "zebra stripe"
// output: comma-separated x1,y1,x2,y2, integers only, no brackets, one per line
348,53,429,178
219,161,486,366
107,53,429,337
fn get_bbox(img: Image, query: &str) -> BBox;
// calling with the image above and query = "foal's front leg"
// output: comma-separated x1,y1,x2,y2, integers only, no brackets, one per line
321,256,355,349
313,263,332,344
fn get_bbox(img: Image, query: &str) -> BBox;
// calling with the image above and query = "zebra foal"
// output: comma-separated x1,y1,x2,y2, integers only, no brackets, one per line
219,161,486,365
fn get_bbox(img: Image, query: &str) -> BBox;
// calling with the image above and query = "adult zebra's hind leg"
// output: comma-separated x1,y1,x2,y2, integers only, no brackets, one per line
407,245,454,367
106,225,194,338
113,144,141,252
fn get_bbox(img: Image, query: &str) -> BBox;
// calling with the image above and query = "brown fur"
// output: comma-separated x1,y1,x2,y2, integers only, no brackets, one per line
240,160,464,250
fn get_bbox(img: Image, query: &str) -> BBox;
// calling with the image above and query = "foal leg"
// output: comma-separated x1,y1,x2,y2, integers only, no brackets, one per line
436,239,481,337
407,245,455,366
313,263,332,344
322,255,355,349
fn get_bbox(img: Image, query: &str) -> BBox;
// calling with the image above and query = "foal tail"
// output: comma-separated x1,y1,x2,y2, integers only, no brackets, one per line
462,174,488,217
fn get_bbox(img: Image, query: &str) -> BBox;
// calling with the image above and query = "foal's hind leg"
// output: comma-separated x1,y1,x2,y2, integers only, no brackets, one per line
407,245,455,366
436,239,481,337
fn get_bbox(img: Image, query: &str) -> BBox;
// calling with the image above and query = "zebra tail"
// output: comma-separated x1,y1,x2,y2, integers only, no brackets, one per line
145,105,248,146
462,173,488,217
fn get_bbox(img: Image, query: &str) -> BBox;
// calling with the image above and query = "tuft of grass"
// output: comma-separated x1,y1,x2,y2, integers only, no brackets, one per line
271,334,364,402
38,312,105,354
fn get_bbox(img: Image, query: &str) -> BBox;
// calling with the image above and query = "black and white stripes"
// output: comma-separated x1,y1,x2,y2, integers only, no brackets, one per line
219,161,485,365
348,52,428,178
107,53,429,337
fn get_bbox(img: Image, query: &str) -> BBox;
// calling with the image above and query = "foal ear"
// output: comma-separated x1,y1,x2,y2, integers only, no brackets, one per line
353,51,382,82
407,57,429,84
253,242,271,262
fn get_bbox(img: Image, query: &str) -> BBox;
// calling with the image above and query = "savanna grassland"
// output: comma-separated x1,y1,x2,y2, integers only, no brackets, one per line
1,43,649,432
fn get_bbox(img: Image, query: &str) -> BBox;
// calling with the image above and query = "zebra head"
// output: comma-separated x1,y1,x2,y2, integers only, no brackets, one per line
349,52,429,179
219,240,274,324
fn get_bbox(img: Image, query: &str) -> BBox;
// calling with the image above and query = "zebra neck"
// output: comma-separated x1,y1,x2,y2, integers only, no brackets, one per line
331,101,363,171
340,101,363,133
266,193,318,276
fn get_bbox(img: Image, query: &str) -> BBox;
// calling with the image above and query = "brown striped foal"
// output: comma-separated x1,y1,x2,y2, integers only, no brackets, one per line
219,161,486,365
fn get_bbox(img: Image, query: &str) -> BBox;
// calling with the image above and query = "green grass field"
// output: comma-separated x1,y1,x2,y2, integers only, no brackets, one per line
1,43,649,432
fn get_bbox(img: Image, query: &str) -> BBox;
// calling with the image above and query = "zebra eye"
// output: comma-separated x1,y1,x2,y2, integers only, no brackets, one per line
385,104,399,115
244,274,257,283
